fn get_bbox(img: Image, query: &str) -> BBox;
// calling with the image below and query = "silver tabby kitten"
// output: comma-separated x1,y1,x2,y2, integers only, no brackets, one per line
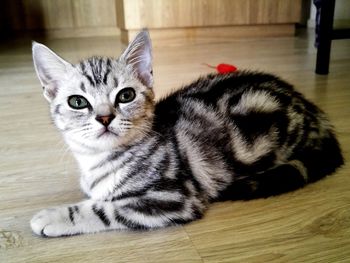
31,30,343,237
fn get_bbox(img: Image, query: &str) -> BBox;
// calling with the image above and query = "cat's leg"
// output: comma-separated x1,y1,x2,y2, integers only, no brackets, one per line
31,200,118,237
31,196,203,237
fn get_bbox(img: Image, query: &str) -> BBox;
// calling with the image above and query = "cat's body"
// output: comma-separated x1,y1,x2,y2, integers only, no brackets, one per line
31,31,343,237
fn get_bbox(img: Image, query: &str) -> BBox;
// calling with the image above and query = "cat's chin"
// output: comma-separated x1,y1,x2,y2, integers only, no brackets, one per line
91,138,122,151
65,134,122,153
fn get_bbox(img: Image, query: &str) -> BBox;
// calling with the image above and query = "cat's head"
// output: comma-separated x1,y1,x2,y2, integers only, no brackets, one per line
32,31,155,153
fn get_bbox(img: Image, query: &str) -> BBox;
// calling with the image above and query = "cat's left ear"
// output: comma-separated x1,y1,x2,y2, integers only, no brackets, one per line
120,30,153,88
32,42,73,102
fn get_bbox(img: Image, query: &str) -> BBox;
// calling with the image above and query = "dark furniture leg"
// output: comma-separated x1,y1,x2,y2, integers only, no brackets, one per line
315,0,336,75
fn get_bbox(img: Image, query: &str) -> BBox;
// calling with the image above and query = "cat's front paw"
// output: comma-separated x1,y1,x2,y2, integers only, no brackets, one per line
30,207,74,237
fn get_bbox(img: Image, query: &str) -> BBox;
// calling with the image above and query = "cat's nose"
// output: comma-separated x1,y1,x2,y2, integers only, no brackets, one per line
95,114,115,127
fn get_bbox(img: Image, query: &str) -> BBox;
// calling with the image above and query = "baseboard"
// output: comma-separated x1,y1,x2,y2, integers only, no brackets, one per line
121,24,296,46
308,19,350,29
307,19,316,29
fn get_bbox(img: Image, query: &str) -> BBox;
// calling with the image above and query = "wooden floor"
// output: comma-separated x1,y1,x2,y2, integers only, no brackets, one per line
1,30,350,262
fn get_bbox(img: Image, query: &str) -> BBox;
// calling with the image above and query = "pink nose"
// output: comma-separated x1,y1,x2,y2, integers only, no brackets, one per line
95,114,115,127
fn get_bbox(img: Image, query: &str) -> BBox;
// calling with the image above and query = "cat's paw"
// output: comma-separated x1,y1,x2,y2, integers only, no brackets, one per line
30,207,74,237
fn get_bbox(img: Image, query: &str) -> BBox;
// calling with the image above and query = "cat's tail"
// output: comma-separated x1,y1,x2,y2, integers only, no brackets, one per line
294,132,344,183
218,133,344,201
254,132,344,198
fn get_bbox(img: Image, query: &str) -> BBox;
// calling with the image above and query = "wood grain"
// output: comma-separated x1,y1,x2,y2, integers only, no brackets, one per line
0,0,119,38
116,0,301,44
117,0,302,29
71,0,117,28
1,29,350,262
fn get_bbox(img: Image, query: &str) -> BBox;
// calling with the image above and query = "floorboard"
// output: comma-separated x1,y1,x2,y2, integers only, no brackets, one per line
1,30,350,262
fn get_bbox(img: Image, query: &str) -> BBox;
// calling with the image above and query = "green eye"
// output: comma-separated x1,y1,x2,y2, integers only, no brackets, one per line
68,95,90,109
116,88,136,104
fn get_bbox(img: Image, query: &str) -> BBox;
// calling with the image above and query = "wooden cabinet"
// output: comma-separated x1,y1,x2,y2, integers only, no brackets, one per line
1,0,302,41
0,0,119,38
116,0,302,44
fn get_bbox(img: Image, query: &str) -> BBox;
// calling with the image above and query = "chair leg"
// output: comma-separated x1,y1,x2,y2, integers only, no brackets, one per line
315,0,336,75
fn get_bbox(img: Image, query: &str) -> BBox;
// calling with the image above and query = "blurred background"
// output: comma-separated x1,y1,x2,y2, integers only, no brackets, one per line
1,1,350,262
0,0,348,44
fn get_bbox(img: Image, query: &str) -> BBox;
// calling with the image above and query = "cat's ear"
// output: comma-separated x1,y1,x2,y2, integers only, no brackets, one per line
120,30,153,88
32,42,72,102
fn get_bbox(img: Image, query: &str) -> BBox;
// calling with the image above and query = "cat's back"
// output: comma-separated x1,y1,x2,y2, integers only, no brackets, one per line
153,71,295,134
151,71,342,200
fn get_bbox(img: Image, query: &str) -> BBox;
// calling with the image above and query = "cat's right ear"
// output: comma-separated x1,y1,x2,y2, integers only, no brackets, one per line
120,30,153,88
32,42,72,102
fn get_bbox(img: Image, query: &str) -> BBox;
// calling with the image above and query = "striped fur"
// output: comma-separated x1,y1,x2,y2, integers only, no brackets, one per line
31,31,343,237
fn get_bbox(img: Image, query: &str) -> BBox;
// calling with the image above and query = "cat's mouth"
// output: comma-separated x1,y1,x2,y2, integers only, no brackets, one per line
97,127,119,139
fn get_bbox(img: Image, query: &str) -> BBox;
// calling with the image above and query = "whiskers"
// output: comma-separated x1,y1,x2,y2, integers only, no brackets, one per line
118,119,133,133
117,116,163,139
65,124,95,140
128,118,162,139
61,118,157,149
52,137,74,168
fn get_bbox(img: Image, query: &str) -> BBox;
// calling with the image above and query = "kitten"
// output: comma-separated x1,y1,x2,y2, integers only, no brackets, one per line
31,30,343,237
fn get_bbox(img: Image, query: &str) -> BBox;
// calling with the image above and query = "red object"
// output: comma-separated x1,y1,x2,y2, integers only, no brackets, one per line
216,63,237,74
203,63,237,74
